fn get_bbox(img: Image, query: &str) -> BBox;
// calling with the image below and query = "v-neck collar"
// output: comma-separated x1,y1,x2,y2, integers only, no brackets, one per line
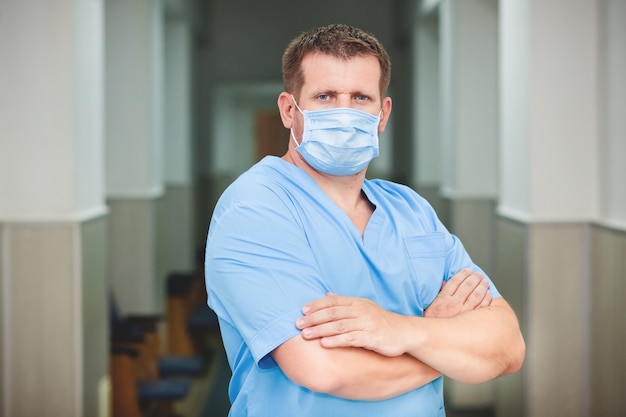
265,156,386,244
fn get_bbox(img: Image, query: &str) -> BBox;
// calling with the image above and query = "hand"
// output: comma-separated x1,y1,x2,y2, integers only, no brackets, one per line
424,269,492,319
296,293,408,357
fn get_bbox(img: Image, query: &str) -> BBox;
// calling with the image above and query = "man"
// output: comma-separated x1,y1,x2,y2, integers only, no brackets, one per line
205,23,525,416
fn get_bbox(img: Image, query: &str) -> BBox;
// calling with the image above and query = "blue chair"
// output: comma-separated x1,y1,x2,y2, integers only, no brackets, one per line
111,345,191,417
166,271,219,359
110,293,205,378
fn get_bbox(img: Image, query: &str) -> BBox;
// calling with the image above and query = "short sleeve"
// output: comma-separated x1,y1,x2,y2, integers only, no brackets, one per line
205,188,328,367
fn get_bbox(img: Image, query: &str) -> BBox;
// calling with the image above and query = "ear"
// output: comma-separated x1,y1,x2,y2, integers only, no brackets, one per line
277,92,295,129
377,97,393,134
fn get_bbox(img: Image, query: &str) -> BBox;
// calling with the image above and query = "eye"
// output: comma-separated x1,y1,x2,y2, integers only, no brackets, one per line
317,94,331,101
354,95,369,102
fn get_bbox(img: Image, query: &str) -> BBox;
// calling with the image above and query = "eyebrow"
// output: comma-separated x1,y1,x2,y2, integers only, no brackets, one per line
313,90,374,98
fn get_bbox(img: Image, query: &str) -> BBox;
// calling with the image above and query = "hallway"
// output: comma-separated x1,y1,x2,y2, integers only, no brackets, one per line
1,0,626,416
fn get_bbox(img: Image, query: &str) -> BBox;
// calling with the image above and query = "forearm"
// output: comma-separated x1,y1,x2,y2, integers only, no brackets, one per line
273,335,440,400
322,348,440,400
402,298,525,384
295,272,525,385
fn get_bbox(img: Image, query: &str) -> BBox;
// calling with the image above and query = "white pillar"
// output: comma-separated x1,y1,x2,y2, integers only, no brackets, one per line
499,1,600,416
591,1,626,415
414,6,442,210
0,1,108,415
0,3,106,221
499,1,599,222
105,0,165,314
415,15,440,188
164,19,192,189
438,0,499,407
161,13,194,271
440,0,498,200
599,0,626,229
105,0,164,198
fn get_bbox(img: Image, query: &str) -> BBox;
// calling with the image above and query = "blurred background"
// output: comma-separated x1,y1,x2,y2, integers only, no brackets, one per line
0,0,624,416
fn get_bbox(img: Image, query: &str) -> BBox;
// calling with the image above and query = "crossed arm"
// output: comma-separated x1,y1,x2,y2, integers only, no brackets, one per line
271,269,525,400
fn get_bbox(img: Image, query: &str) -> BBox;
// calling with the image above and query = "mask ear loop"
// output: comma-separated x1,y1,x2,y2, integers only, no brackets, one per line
290,95,304,114
290,94,303,147
374,109,383,134
290,128,301,147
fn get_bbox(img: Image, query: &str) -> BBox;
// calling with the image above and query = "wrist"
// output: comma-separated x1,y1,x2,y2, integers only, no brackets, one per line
395,314,427,358
388,313,419,356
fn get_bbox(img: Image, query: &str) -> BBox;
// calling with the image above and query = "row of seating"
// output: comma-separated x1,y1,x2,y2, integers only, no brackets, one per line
110,269,220,417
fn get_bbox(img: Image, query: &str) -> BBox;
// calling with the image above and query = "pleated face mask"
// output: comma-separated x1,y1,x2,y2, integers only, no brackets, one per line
290,96,381,176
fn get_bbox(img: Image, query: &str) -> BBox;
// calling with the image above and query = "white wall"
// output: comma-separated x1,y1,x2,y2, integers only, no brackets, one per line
75,0,106,218
498,0,531,218
105,0,164,198
415,13,441,187
499,0,600,222
0,0,105,221
600,0,626,229
165,17,192,185
528,0,599,221
439,0,498,198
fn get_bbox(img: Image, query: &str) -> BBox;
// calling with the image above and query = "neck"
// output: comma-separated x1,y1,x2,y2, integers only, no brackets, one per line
282,148,366,210
282,148,374,235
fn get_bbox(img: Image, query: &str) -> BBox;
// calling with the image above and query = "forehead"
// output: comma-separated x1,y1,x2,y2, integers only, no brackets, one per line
300,52,381,96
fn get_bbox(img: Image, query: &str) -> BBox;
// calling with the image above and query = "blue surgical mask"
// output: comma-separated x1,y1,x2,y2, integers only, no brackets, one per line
290,96,381,176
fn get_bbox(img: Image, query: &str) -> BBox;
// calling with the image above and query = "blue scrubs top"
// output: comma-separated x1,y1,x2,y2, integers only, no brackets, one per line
205,156,500,417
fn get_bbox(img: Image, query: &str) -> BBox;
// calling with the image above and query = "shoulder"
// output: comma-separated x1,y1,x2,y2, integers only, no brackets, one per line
209,157,313,232
216,157,297,209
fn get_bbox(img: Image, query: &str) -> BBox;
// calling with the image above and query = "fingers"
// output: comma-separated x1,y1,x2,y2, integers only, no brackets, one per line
464,279,490,309
449,270,489,303
297,304,354,330
297,294,356,337
480,290,493,307
298,271,494,343
296,295,379,346
301,292,348,315
438,268,472,296
295,296,405,357
425,269,493,318
298,315,359,341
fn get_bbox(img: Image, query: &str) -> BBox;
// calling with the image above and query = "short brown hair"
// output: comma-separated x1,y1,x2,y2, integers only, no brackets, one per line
282,24,391,99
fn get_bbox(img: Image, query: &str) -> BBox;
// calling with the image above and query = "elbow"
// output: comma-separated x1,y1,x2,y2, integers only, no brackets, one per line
484,332,526,381
274,336,353,396
455,334,526,385
308,375,346,396
504,333,526,375
285,364,348,395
